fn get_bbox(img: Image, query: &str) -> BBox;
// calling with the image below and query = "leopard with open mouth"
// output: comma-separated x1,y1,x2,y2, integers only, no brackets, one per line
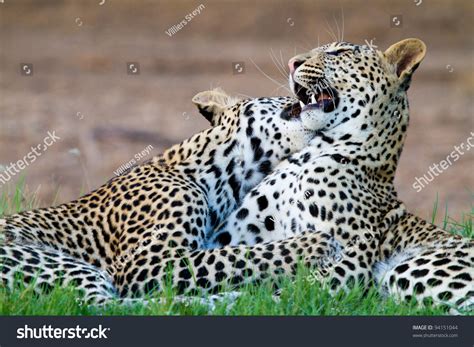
209,39,473,312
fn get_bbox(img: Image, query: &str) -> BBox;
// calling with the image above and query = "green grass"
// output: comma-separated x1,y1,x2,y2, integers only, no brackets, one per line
0,183,472,316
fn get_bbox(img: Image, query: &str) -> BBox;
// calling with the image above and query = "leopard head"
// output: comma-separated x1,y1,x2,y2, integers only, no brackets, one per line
288,39,426,178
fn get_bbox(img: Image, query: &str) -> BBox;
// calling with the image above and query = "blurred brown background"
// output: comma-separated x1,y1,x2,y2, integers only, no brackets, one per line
0,0,472,223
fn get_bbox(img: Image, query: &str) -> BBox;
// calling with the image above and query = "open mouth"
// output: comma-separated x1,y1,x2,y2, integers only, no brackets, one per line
294,83,340,113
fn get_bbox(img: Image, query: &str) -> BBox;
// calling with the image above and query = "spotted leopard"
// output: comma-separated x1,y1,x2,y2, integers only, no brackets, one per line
209,39,473,311
1,88,323,301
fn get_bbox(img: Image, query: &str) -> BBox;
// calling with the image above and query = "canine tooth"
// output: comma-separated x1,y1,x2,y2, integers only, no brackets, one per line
311,95,317,104
299,101,305,108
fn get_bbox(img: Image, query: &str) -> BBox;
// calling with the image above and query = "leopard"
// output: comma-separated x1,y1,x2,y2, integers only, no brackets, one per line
208,39,473,312
1,88,329,302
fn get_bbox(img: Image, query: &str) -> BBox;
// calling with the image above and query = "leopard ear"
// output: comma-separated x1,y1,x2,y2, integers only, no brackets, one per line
192,88,238,125
384,38,426,90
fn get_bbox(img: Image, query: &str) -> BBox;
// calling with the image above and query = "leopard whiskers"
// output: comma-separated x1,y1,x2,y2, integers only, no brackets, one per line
311,79,337,110
235,92,254,99
249,58,292,95
340,4,345,42
279,50,286,75
324,18,338,43
269,48,290,81
333,13,341,43
321,79,338,108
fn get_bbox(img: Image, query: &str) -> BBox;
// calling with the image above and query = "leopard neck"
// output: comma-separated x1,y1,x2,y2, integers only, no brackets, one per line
308,96,409,203
160,125,273,227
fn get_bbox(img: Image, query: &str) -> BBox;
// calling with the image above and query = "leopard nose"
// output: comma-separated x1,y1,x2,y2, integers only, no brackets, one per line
288,58,304,76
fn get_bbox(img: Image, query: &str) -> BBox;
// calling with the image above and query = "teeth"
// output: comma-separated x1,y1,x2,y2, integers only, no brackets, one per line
299,100,305,108
310,94,317,104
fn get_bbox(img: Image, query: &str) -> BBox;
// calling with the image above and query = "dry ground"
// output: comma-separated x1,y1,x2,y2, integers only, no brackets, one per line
0,0,472,222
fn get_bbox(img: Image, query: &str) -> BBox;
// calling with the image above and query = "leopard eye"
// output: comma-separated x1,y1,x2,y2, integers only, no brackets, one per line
326,49,351,56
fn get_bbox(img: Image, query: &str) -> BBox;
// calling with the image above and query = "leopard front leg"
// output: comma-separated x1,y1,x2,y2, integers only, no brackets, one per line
114,230,345,297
